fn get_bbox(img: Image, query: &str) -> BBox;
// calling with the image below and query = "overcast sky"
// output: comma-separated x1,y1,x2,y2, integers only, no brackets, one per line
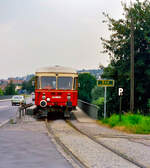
0,0,139,79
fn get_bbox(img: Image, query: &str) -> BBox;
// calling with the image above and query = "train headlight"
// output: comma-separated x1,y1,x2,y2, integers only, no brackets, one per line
67,96,71,100
42,96,46,100
40,100,47,107
47,98,50,102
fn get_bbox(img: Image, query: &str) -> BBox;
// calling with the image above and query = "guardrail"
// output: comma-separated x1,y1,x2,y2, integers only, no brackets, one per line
18,103,33,118
78,99,99,119
0,95,12,100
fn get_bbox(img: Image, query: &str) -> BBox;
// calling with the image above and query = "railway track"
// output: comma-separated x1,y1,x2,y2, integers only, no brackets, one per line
45,118,147,168
45,119,90,168
66,120,147,168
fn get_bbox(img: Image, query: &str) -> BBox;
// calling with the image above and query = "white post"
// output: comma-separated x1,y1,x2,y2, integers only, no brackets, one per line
104,87,107,119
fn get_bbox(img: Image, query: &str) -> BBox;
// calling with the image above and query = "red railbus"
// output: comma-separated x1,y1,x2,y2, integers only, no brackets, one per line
34,66,78,118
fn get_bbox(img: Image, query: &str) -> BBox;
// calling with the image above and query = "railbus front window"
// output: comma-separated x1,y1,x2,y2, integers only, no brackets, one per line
41,76,56,89
58,77,73,90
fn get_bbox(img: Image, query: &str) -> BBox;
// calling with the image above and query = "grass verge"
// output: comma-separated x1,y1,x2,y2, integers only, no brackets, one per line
100,114,150,134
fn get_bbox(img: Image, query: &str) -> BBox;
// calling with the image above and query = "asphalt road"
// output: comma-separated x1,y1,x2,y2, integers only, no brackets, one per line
0,99,17,124
0,96,34,124
0,97,73,168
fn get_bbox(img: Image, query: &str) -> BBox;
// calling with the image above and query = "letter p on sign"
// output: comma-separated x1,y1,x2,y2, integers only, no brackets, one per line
119,88,123,96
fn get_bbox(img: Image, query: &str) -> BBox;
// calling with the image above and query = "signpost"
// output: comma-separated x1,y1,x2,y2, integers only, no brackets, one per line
97,80,114,87
118,88,123,121
97,79,114,119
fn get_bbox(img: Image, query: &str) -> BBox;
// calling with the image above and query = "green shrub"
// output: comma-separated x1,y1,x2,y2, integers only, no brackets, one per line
102,114,120,127
91,86,104,101
92,97,104,106
92,97,104,118
127,114,142,125
101,114,150,134
0,88,3,96
133,117,150,134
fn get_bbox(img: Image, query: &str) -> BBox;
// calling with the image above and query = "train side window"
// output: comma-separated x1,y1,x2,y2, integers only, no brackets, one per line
35,76,40,89
74,77,78,90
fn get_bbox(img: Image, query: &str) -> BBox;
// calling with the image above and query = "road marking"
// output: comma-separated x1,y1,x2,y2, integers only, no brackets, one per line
0,119,9,128
0,106,9,109
0,99,11,102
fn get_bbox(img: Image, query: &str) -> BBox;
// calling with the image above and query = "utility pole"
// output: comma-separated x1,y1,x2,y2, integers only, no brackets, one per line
130,16,134,113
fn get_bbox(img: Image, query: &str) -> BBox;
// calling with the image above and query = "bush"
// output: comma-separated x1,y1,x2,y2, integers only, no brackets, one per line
91,86,104,101
101,114,150,134
102,114,120,127
127,114,142,125
78,73,96,103
0,88,4,96
92,97,104,118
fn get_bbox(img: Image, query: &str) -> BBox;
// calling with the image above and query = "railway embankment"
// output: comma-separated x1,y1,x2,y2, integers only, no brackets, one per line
47,119,138,168
71,108,150,168
71,119,150,168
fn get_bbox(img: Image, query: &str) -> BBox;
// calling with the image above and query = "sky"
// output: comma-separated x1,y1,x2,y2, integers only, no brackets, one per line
0,0,139,79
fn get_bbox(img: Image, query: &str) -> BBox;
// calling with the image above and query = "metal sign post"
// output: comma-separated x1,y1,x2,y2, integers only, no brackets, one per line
119,96,122,121
104,87,107,119
97,79,114,119
118,88,123,121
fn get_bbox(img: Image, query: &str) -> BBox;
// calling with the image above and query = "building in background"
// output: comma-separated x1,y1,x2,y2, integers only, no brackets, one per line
0,80,8,90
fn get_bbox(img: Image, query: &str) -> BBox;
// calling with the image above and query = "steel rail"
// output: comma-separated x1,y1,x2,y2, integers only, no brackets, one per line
66,120,148,168
45,119,90,168
93,134,150,140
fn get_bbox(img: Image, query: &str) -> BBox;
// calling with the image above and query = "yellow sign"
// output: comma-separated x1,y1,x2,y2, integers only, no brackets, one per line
97,80,114,87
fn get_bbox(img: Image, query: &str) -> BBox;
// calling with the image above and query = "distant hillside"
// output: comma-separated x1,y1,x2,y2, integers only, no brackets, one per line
24,74,34,81
7,74,34,81
78,69,103,79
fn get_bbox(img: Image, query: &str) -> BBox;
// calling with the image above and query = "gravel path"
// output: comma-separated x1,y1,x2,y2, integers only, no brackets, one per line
72,120,150,168
49,120,139,168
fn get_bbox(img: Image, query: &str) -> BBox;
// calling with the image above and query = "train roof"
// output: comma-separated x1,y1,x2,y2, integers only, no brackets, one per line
36,65,77,74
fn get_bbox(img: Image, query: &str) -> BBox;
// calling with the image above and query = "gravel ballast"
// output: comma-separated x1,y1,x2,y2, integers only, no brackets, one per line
49,120,139,168
71,120,150,168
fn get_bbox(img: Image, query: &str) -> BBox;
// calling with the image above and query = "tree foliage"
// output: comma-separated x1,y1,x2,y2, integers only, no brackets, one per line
101,0,150,114
0,88,3,96
22,76,35,93
78,73,96,102
91,86,104,101
4,81,16,95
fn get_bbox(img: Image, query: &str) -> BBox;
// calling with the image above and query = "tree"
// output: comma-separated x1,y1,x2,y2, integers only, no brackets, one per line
22,76,35,93
101,0,150,114
78,73,96,102
5,81,16,95
91,86,104,101
0,88,3,96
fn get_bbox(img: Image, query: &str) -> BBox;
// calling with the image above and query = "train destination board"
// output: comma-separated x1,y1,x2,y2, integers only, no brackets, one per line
97,80,114,87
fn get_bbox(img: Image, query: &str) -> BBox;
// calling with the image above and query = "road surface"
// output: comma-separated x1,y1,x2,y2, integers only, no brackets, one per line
0,97,74,168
